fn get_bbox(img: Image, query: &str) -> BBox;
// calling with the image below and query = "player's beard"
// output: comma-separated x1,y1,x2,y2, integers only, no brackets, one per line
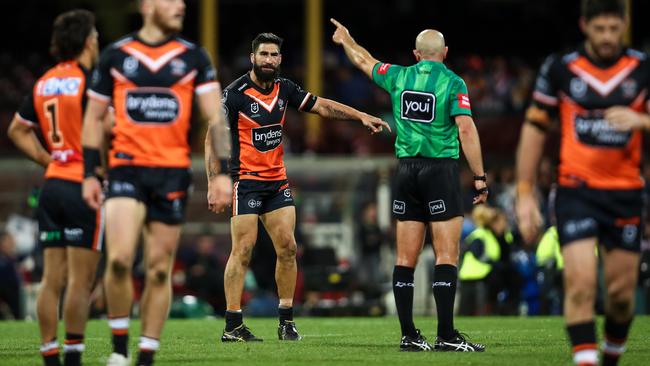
590,40,621,62
253,63,280,83
153,9,183,34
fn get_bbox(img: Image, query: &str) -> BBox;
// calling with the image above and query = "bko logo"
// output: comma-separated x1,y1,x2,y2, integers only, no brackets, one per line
401,90,435,123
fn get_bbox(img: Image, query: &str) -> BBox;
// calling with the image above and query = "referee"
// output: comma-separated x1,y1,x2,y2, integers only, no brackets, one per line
332,19,487,352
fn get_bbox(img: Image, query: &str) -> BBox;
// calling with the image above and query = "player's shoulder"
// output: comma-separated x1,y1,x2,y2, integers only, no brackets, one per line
223,74,251,102
173,35,199,49
625,48,648,63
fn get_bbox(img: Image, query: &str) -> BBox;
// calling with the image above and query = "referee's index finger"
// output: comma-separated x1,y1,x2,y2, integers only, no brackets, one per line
330,18,342,27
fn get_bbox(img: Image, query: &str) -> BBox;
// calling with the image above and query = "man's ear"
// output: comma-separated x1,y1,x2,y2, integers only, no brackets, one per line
250,53,254,65
413,49,421,62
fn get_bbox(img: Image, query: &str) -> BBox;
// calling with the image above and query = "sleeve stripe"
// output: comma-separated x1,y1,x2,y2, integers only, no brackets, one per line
299,93,312,110
532,91,558,106
15,113,36,127
195,81,220,95
87,89,111,103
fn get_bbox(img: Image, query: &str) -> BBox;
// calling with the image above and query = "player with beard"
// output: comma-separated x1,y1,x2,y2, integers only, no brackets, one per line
212,32,389,342
81,0,231,365
515,0,650,365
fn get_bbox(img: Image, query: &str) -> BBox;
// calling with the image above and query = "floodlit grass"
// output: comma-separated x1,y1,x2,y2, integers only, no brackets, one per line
1,316,648,365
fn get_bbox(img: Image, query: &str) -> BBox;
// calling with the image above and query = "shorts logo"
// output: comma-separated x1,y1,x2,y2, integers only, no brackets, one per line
622,224,638,245
401,90,435,123
252,124,283,152
563,218,597,237
248,199,262,208
377,63,391,75
40,231,61,242
393,200,406,214
126,89,180,124
64,228,83,242
283,188,292,198
429,200,446,215
251,102,259,114
111,181,136,194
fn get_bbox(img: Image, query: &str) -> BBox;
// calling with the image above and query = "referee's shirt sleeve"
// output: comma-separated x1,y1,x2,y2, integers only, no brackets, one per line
449,78,472,117
87,49,113,102
371,62,400,92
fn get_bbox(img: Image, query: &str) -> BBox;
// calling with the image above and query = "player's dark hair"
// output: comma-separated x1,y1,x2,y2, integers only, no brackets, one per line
50,9,95,61
581,0,626,21
252,33,283,53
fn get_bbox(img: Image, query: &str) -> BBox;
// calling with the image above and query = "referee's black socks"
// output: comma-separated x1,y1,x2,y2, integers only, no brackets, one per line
433,264,457,340
393,265,417,337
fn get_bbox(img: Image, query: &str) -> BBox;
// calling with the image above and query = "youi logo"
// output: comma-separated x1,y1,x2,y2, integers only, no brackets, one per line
401,90,436,123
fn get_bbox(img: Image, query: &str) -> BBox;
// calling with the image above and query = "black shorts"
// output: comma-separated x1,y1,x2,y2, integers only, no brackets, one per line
392,158,463,222
553,186,646,252
107,166,192,225
232,179,294,216
37,178,104,251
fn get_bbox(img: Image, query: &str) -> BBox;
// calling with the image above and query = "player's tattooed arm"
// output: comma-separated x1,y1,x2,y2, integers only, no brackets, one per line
311,98,390,134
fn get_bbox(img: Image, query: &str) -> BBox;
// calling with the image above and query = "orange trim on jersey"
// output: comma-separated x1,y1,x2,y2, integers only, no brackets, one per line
243,83,280,112
573,343,598,353
568,56,639,97
166,191,186,200
120,40,188,72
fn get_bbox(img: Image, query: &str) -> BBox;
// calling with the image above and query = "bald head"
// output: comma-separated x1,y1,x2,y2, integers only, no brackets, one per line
414,29,446,61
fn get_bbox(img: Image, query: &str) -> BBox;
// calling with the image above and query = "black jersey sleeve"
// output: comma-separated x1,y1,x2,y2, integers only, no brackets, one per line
531,54,561,111
16,93,37,127
283,78,317,112
221,88,239,126
88,48,114,102
195,47,219,94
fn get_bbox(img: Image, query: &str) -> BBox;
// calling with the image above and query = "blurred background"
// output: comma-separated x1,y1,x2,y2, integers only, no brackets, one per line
1,0,650,320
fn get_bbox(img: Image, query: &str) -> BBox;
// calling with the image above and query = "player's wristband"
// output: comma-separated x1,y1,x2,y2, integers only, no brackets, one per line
219,158,229,175
474,186,489,195
83,148,101,179
473,174,487,182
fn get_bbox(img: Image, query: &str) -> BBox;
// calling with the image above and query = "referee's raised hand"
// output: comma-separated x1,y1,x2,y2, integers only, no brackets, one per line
330,18,352,45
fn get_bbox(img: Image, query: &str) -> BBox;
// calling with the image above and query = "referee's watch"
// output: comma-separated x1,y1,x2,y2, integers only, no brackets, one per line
473,173,487,182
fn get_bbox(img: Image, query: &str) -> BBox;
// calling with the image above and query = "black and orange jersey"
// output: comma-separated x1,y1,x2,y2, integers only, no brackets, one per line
88,33,219,169
223,73,317,181
529,45,650,190
16,61,89,183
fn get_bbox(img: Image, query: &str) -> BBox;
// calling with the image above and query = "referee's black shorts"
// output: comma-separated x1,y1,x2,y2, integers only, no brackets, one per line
391,157,463,222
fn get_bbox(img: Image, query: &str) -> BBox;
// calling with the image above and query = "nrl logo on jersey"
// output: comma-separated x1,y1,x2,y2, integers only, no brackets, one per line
251,102,259,114
123,56,139,76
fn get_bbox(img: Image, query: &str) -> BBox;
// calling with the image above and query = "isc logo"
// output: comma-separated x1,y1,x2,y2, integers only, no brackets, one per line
400,90,436,123
38,77,82,96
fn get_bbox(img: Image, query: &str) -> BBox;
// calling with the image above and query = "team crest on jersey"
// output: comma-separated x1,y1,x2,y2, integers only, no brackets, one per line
170,58,187,76
251,102,259,114
570,77,587,99
278,99,285,111
123,56,139,76
621,79,637,99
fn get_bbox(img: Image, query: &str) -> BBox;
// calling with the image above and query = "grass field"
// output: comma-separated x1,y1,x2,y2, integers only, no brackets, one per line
1,316,649,365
